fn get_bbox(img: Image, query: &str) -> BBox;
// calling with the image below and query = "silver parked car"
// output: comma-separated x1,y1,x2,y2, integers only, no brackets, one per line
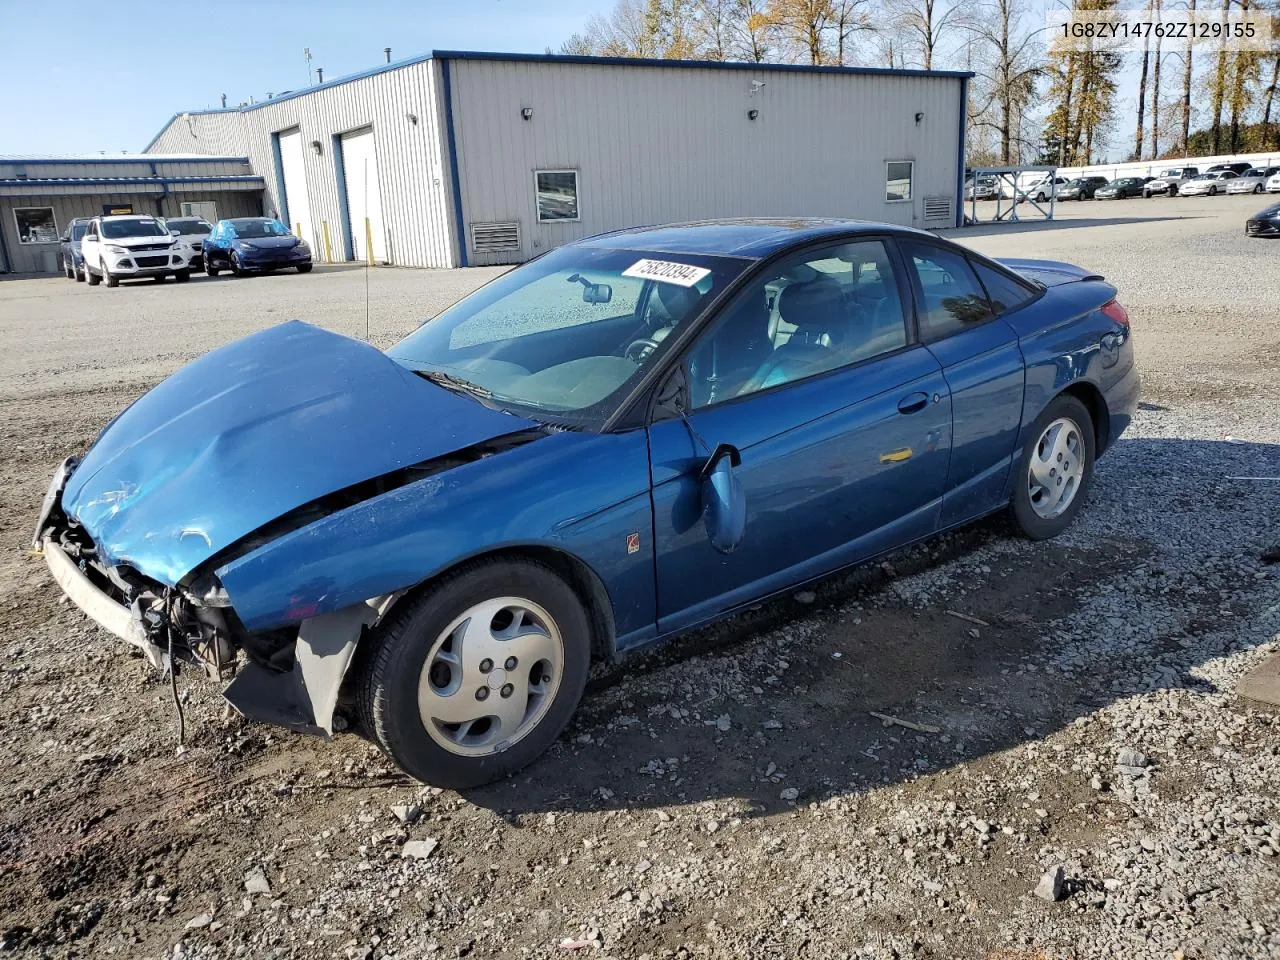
1178,171,1239,196
1226,166,1280,195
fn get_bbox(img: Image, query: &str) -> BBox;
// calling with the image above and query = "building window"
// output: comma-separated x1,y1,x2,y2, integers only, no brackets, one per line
14,207,58,244
885,161,913,203
534,170,580,222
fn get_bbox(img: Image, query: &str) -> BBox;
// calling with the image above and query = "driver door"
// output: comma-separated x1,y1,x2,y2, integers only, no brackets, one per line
647,238,953,634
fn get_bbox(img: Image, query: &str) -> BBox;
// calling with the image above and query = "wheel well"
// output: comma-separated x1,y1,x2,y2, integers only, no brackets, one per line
383,546,618,663
1061,381,1110,453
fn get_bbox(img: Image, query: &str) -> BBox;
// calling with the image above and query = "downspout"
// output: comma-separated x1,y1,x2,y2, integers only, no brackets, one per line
151,161,166,217
440,57,469,267
955,75,969,228
0,205,12,274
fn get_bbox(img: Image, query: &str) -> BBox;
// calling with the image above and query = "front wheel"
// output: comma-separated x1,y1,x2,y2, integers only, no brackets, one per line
206,256,220,277
230,252,246,276
1255,184,1264,194
1208,186,1217,196
1010,394,1096,541
86,262,101,286
174,270,190,283
357,559,592,789
297,262,313,273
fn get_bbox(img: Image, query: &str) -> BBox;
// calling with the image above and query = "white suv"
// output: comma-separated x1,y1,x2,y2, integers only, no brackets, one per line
82,215,192,287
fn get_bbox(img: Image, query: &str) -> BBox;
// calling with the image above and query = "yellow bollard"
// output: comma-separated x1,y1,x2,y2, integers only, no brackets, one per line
294,222,302,238
322,221,332,263
364,218,375,266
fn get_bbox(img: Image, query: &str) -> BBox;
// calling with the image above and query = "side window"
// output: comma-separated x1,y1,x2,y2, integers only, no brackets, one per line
687,239,909,408
971,259,1037,315
902,242,993,341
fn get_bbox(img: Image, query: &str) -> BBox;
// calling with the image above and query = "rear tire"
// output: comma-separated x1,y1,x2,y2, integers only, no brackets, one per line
357,559,592,789
63,258,74,279
174,270,190,283
1010,394,1096,541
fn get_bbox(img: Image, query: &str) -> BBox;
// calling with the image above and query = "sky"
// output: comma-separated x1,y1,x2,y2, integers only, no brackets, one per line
0,0,1152,161
0,0,608,154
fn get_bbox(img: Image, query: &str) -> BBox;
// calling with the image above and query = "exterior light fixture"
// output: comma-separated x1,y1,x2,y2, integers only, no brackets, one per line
310,139,323,156
405,112,419,125
521,106,534,121
747,108,759,120
915,111,925,125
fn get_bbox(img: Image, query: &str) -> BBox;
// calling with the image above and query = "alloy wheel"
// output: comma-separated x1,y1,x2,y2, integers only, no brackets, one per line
416,597,564,758
1027,417,1084,520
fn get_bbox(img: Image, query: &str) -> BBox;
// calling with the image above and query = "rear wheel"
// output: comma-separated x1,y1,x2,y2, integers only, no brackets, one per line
1011,394,1096,541
63,258,74,279
357,559,592,789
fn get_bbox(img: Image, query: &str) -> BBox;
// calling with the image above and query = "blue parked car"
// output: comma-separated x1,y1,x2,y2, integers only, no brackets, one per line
34,219,1138,788
58,217,92,281
203,217,313,276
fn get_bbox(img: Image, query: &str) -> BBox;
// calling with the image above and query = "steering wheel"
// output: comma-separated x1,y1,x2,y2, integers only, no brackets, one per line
625,337,661,363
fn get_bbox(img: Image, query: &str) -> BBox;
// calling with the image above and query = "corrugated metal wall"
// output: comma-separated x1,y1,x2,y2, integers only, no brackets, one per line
145,62,457,268
0,157,253,180
0,192,262,273
448,59,963,266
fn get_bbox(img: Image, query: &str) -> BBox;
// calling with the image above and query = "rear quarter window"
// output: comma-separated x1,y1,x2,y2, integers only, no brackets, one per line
971,260,1038,315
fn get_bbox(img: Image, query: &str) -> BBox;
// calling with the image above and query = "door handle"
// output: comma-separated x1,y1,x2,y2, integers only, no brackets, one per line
897,392,930,415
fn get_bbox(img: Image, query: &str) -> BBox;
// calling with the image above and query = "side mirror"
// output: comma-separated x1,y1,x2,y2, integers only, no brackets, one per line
699,443,745,554
583,282,612,304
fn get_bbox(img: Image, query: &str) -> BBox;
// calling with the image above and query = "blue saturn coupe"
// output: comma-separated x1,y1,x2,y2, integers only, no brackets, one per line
34,219,1138,788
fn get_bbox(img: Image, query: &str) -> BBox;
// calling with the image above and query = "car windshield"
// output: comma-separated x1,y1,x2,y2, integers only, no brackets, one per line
70,223,88,240
101,218,168,239
168,219,212,235
388,244,749,424
1066,179,1082,187
1193,174,1215,180
231,218,291,238
1160,170,1182,177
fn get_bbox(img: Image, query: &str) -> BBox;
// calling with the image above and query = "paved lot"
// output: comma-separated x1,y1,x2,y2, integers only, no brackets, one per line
0,195,1277,959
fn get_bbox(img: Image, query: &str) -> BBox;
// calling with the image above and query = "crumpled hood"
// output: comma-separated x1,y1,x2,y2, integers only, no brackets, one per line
62,321,536,585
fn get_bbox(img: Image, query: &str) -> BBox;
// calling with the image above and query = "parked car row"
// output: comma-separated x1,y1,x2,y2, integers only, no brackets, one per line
57,215,312,286
964,161,1280,207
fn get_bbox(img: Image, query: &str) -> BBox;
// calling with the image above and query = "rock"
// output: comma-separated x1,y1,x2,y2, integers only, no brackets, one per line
1117,747,1149,769
184,912,213,930
402,838,439,859
714,714,731,732
243,866,271,895
794,591,816,604
780,787,799,801
392,803,422,824
1034,865,1066,902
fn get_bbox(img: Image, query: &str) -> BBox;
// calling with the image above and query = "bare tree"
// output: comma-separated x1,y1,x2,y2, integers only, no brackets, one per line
963,0,1044,163
1150,0,1163,158
1134,0,1153,159
766,0,836,64
1182,0,1196,153
831,0,873,65
886,0,961,69
1210,0,1231,153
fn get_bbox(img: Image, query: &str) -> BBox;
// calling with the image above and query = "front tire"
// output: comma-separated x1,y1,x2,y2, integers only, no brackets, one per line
357,559,592,789
206,256,219,277
74,262,85,282
1011,394,1095,541
297,262,313,273
174,269,190,283
1208,186,1217,196
231,251,246,276
86,262,101,286
103,262,118,287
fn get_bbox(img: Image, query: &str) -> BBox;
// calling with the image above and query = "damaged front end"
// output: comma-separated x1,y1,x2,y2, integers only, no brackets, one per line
33,456,389,738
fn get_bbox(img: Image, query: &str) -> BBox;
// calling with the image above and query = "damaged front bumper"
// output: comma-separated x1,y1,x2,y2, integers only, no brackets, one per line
34,459,392,738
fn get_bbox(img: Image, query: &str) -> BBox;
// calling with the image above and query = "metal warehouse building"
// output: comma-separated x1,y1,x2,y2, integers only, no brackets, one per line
0,155,265,274
6,50,968,273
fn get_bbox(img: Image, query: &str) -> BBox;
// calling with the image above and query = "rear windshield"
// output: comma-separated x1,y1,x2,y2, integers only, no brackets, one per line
101,218,168,239
230,219,290,238
167,219,212,235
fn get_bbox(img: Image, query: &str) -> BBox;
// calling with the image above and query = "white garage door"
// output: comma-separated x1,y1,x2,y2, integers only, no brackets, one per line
277,128,313,244
341,128,387,263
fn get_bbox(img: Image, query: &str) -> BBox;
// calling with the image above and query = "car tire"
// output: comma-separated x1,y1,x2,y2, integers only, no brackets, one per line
103,262,118,287
1255,184,1264,194
86,261,101,286
174,270,190,283
1208,186,1217,196
74,262,85,282
1010,394,1096,542
1143,191,1151,199
63,258,74,279
206,257,219,277
297,263,313,273
231,252,246,276
356,558,592,789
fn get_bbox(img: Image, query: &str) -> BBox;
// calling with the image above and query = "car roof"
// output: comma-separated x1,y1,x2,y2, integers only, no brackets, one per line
577,218,937,259
100,215,159,222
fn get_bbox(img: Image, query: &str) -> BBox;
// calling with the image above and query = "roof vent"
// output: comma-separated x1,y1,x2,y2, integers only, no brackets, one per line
922,196,954,227
470,220,521,253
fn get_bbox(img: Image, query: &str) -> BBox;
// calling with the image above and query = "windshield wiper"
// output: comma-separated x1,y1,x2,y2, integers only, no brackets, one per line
413,368,493,400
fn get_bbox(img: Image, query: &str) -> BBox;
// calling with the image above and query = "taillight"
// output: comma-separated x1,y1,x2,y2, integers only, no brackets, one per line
1101,299,1130,327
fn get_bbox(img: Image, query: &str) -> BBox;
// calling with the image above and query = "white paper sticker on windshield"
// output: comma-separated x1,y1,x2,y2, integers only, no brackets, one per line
622,258,711,288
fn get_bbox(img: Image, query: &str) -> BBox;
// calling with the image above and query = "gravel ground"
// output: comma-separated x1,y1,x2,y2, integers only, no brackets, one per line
0,195,1277,960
